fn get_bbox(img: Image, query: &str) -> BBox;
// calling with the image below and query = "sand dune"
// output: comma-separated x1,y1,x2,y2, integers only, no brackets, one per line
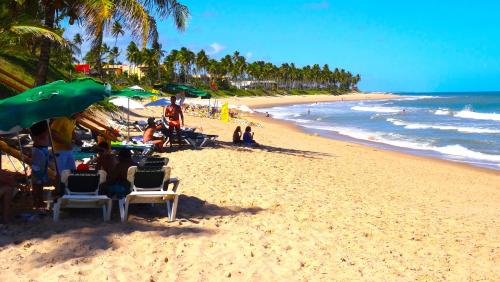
0,94,499,281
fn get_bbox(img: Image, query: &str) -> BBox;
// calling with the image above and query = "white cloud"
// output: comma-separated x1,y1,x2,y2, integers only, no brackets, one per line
207,42,226,55
245,52,253,59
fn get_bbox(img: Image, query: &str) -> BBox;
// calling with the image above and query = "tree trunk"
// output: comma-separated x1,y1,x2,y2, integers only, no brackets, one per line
34,2,55,86
94,31,104,80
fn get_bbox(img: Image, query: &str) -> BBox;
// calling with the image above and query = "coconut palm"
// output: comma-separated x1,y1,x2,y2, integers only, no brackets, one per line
111,21,124,47
108,46,120,65
34,0,189,84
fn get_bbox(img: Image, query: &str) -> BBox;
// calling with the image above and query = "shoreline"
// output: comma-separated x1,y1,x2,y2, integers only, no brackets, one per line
238,95,500,175
217,92,401,109
2,93,499,280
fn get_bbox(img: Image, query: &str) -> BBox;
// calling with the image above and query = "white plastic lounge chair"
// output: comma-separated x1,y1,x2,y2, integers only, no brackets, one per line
53,170,112,221
119,166,180,222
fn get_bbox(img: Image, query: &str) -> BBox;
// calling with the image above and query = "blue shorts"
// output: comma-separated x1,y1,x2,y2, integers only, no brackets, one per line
54,150,76,174
31,147,50,185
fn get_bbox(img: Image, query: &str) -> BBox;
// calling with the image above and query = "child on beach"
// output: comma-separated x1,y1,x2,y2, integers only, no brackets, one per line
243,126,259,147
233,126,242,144
30,121,50,209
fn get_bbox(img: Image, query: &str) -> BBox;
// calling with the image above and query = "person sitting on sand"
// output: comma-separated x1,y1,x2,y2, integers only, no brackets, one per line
105,150,137,198
94,141,116,176
143,117,165,151
233,126,242,144
243,126,259,147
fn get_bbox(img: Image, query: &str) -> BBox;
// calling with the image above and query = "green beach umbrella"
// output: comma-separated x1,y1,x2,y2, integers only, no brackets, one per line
153,83,211,99
110,87,154,98
109,87,154,140
0,78,111,134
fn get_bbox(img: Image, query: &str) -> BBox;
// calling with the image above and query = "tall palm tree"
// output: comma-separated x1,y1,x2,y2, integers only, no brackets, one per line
111,21,125,47
195,49,209,79
34,0,189,84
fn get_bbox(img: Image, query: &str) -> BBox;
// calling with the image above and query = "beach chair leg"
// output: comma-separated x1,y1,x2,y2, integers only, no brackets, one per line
199,138,209,148
102,204,107,221
104,200,112,221
119,198,125,222
53,200,60,221
170,195,179,222
166,200,172,219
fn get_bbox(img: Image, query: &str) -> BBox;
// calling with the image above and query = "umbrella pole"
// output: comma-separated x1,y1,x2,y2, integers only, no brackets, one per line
16,133,27,176
46,119,60,177
127,98,130,141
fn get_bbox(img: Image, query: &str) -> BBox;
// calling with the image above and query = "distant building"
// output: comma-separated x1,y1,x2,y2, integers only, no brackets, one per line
74,64,147,79
103,64,147,79
74,64,90,74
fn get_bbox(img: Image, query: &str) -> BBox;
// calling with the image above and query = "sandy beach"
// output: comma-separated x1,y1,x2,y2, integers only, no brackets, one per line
1,93,499,281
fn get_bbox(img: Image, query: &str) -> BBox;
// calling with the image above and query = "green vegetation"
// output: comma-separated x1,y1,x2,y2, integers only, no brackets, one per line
0,0,361,100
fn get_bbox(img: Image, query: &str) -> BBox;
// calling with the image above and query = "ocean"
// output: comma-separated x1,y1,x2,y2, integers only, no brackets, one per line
258,92,500,170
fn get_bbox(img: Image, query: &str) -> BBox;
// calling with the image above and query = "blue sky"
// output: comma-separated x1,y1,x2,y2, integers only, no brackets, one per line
65,0,500,92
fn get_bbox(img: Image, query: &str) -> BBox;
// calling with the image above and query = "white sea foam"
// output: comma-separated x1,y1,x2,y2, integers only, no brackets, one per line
434,145,500,162
302,125,500,163
454,109,500,121
434,108,451,115
387,118,500,134
351,105,401,113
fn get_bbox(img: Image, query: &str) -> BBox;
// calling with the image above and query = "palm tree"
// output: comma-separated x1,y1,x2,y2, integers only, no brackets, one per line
34,0,189,84
195,49,209,79
111,21,125,47
108,46,120,65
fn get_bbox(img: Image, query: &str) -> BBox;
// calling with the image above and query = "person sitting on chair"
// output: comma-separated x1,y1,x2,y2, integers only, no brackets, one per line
105,150,137,198
143,117,165,151
94,141,116,175
164,96,184,147
233,126,242,144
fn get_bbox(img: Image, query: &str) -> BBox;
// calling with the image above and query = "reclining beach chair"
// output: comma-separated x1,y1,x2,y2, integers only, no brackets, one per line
119,166,180,222
53,170,112,221
182,131,218,149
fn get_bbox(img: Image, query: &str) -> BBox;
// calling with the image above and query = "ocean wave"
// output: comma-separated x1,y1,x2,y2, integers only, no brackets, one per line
454,109,500,121
351,105,401,113
386,118,500,134
302,125,500,162
434,108,451,115
391,95,442,101
435,145,500,162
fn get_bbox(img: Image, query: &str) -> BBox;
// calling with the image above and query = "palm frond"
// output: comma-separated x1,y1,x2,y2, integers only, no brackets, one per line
9,25,68,46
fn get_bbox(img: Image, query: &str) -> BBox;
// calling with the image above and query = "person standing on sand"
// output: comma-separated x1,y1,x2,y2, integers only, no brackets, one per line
29,121,50,209
164,96,184,147
50,113,83,174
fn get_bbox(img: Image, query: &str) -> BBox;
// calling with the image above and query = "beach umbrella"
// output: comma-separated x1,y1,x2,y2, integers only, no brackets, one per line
0,78,111,174
109,97,145,109
144,98,171,107
110,87,153,139
0,78,111,134
153,83,211,99
128,85,144,91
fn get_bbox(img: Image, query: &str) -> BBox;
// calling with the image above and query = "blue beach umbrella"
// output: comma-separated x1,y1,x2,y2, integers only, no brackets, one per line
145,98,171,107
